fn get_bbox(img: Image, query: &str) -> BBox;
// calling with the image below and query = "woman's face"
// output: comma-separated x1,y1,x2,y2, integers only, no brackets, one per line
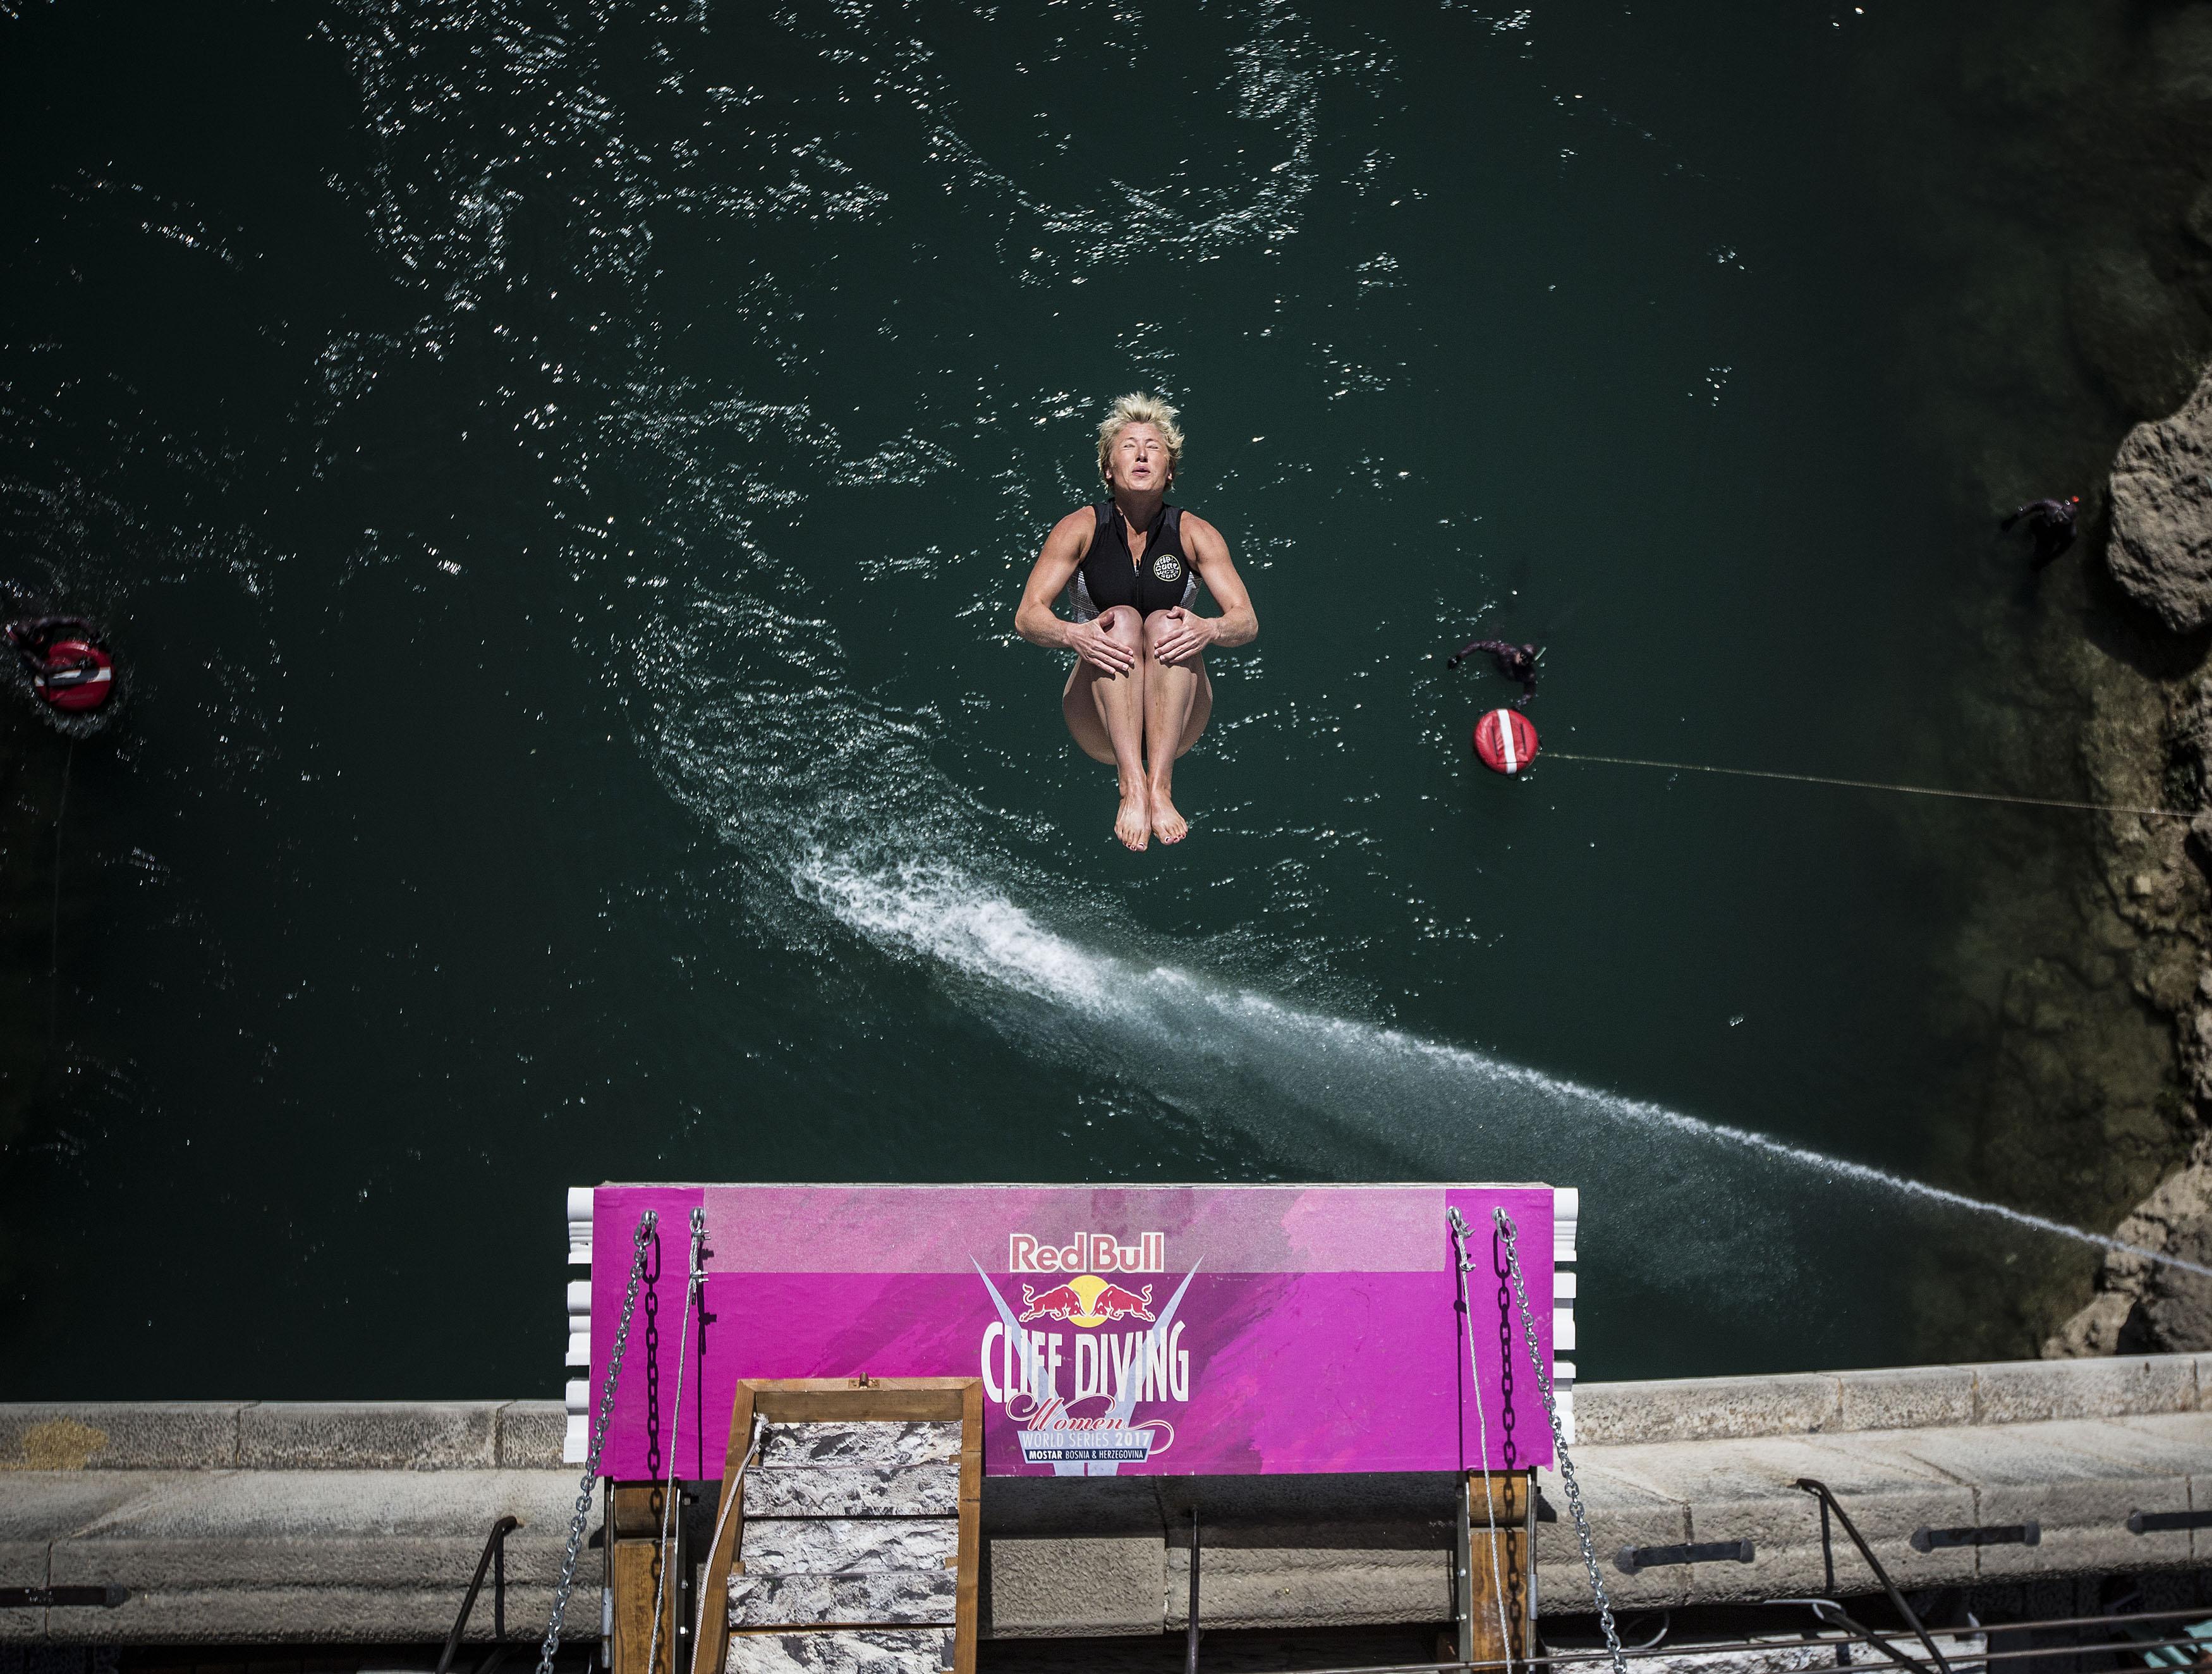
1105,423,1171,494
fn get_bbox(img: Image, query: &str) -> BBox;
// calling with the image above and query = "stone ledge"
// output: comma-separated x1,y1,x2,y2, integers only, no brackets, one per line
0,1402,568,1473
238,1404,504,1471
1574,1353,2201,1446
3,1357,2198,1469
0,1405,248,1471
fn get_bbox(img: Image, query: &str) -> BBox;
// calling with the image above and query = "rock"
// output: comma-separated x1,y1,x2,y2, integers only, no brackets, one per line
2184,180,2212,250
2068,246,2206,420
2109,362,2212,632
2046,1134,2212,1353
2149,4,2212,104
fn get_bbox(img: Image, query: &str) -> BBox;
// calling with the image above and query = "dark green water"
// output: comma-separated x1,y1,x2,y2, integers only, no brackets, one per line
0,0,2108,1396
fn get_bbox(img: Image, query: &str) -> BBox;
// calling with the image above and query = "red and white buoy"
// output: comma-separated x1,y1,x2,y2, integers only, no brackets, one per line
1473,707,1538,775
6,614,123,736
33,637,114,712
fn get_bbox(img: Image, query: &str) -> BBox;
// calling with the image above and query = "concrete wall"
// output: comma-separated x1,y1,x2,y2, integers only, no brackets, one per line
3,1355,2206,1646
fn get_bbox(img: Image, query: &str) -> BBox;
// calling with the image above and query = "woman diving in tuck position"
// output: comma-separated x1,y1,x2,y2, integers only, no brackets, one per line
1016,394,1258,851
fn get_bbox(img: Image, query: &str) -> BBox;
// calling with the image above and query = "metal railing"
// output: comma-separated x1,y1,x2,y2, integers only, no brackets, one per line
438,1513,522,1674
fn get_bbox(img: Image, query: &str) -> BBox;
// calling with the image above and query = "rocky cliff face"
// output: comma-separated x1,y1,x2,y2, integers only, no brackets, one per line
2048,366,2212,1359
2111,372,2212,633
2048,1132,2212,1353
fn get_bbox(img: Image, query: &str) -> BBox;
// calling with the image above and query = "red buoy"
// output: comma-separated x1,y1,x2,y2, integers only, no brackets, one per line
1473,707,1538,775
35,638,114,712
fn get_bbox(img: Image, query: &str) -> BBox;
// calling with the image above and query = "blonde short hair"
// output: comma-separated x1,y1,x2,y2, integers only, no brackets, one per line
1095,393,1186,483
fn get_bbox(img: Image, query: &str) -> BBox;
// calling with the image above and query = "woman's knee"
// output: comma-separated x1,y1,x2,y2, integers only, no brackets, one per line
1097,605,1143,644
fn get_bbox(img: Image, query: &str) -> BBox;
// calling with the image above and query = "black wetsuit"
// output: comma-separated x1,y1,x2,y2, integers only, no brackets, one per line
2002,497,2079,567
1069,500,1198,621
1450,638,1538,707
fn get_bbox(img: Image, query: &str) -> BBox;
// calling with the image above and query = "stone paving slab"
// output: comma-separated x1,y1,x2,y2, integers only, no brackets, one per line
0,1405,248,1471
1535,1460,1691,1610
0,1469,600,1644
1591,1433,1979,1599
0,1538,39,1640
986,1536,1165,1637
237,1403,504,1470
33,1583,571,1647
1834,1367,1976,1434
1971,1357,2199,1426
497,1402,569,1469
1162,1543,1450,1630
1873,1422,2198,1579
1574,1354,2204,1446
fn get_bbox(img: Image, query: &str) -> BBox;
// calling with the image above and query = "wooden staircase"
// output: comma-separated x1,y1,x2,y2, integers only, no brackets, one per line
696,1379,981,1674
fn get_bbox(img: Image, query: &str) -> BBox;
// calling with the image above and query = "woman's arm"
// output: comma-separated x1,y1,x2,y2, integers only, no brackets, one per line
1015,510,1136,673
1150,513,1257,664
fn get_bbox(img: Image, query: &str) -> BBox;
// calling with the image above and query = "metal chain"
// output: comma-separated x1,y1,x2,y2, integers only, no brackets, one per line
538,1209,659,1674
1447,1208,1514,1674
646,1208,707,1674
1493,1206,1623,1674
1493,1240,1517,1471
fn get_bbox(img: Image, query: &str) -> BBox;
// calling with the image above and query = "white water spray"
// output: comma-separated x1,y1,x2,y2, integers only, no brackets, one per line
799,855,2212,1284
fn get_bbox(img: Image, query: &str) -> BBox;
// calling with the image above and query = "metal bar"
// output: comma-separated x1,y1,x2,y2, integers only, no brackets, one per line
2127,1508,2212,1534
1911,1524,2038,1551
1186,1505,1201,1674
1615,1541,1753,1573
1234,1630,2212,1674
1794,1478,1951,1674
1511,1606,2212,1668
1792,1594,1942,1674
0,1586,127,1608
1457,1477,1476,1666
439,1515,522,1674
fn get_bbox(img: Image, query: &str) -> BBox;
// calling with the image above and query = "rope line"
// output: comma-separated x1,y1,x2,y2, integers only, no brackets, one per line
1541,750,2196,821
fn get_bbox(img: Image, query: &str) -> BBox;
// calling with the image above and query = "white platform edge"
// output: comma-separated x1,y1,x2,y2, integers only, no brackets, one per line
564,1188,593,1451
563,1378,590,1465
567,1185,593,1267
1552,1185,1577,1448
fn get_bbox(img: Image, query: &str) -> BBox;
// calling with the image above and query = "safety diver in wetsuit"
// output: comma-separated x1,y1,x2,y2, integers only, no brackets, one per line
1449,638,1539,707
2002,496,2080,567
1014,393,1259,852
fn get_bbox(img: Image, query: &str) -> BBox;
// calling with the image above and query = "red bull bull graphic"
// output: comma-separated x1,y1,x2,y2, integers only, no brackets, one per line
1016,1276,1155,1325
582,1183,1567,1480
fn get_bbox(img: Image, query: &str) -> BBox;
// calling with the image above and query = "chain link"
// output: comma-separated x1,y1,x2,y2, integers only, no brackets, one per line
538,1209,659,1674
1447,1208,1514,1674
1494,1238,1517,1470
1493,1206,1624,1674
646,1208,707,1674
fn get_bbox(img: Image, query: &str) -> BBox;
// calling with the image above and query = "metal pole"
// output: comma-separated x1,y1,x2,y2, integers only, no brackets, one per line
1185,1506,1201,1674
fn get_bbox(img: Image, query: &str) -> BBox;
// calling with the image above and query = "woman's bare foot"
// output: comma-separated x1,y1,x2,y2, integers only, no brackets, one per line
1148,784,1188,844
1115,784,1152,851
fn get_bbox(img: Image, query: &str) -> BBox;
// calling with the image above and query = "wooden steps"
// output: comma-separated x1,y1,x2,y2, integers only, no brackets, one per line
698,1381,981,1674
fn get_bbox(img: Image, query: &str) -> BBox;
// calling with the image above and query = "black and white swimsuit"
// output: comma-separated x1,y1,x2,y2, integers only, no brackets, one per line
1068,499,1200,621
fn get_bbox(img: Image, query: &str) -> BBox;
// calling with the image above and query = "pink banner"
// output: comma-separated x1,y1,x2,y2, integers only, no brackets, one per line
586,1183,1557,1479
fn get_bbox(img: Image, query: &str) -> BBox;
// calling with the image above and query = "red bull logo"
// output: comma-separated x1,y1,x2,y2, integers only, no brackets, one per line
1018,1273,1155,1328
1009,1231,1164,1274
